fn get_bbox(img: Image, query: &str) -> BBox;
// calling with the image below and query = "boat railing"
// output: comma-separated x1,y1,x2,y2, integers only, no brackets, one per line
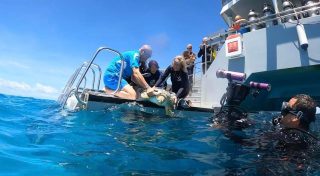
58,62,99,108
58,63,84,105
58,47,125,108
206,2,320,48
242,2,320,29
85,62,102,90
188,60,213,87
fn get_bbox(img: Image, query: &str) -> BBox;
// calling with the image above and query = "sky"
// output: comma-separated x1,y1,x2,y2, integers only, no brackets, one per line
0,0,226,100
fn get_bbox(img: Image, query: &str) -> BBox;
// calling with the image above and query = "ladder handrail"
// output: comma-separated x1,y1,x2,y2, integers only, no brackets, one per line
74,47,125,105
59,61,103,107
82,62,97,90
90,63,102,90
185,60,212,92
58,66,82,103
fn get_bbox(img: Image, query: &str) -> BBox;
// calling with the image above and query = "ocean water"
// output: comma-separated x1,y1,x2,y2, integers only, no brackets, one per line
0,93,320,176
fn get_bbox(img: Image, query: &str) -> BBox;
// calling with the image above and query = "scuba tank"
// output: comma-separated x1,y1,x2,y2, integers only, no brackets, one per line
263,3,276,27
304,0,319,17
296,23,309,50
248,9,259,31
282,0,295,22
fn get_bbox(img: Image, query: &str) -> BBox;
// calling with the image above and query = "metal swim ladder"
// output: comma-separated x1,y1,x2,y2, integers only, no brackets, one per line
58,47,125,109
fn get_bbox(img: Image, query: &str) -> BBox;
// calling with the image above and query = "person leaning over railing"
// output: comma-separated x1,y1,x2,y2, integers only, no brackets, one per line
182,44,196,91
197,37,212,74
154,56,190,99
228,15,249,34
103,45,154,100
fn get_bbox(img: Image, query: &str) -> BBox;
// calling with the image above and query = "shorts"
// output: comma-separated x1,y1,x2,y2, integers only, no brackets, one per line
103,73,128,90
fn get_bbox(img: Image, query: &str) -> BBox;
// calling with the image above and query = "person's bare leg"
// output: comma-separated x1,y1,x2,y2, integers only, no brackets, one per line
121,85,137,99
104,85,136,100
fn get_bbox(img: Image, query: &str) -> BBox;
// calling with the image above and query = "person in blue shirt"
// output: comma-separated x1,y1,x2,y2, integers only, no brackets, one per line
103,45,153,100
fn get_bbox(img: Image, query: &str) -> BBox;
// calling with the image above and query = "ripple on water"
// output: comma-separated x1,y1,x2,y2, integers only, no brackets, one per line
0,93,320,175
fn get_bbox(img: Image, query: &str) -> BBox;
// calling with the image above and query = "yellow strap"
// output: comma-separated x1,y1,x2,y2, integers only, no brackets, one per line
211,49,217,61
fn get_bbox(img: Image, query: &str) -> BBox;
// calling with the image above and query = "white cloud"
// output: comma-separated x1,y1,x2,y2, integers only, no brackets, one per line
0,60,30,70
0,78,31,91
0,78,59,100
35,83,59,94
7,61,30,69
147,33,170,51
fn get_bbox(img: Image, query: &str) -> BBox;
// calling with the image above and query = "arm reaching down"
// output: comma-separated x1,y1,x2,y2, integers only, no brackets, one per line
132,67,150,89
154,66,171,87
176,72,190,98
176,88,186,99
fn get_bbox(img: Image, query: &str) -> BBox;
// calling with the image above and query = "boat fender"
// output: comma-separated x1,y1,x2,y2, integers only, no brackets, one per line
296,23,309,50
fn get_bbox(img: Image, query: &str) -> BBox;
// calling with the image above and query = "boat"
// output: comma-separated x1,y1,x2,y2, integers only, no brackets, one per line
57,47,213,116
193,0,320,112
58,0,320,114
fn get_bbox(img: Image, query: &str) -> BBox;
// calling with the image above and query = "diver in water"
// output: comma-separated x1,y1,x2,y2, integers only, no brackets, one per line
255,94,319,175
272,94,318,149
273,94,317,131
269,94,319,172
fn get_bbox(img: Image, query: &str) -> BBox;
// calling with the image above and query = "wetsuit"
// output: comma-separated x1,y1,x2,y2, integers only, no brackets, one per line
155,65,189,99
144,69,167,88
103,51,140,90
198,45,212,74
144,69,161,87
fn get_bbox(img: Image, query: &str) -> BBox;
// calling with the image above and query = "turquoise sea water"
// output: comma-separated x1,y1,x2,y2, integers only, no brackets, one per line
0,93,320,175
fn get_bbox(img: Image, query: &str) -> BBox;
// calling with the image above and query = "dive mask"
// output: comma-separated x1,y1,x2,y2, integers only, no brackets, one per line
280,101,304,121
273,101,295,126
281,101,292,116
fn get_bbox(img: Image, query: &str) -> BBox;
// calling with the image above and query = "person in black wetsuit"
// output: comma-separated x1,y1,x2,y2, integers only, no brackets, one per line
144,60,166,88
254,94,319,175
198,37,212,74
273,94,317,131
154,56,190,99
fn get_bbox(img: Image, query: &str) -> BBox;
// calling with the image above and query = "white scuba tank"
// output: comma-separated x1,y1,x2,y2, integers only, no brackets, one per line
248,9,259,31
296,23,309,50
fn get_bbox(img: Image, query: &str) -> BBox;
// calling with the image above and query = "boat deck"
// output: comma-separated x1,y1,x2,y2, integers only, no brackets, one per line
85,91,214,113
